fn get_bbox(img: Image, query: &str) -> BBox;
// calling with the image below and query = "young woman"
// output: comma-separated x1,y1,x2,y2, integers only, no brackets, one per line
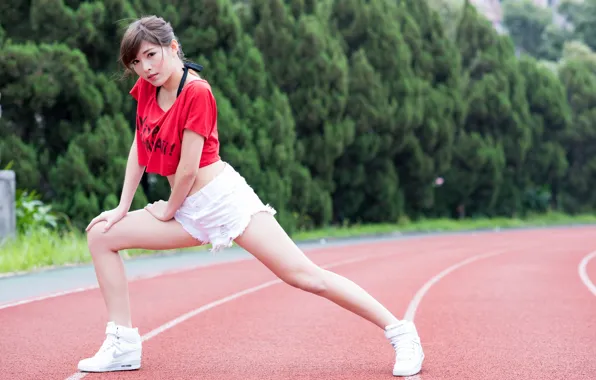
77,15,424,377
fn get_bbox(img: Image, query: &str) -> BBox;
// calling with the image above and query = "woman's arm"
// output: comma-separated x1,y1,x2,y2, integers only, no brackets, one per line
86,136,146,232
118,135,147,212
163,129,205,219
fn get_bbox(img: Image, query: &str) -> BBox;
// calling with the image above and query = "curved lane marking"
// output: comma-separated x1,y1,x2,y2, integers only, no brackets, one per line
579,250,596,297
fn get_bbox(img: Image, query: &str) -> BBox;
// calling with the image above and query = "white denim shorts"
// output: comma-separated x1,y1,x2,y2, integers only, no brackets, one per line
174,163,276,253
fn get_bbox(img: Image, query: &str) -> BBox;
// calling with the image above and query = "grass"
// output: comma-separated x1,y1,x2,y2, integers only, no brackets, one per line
1,211,595,275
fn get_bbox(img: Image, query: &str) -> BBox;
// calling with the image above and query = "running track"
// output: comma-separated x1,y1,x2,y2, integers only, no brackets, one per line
2,227,596,379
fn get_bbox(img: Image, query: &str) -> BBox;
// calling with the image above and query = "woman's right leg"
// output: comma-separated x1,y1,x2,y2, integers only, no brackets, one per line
87,208,200,327
79,208,201,372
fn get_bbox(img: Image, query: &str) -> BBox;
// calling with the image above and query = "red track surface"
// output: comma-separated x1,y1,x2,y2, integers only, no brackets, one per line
2,228,596,380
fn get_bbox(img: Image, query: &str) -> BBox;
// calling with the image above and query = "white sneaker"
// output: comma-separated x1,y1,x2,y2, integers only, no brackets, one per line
77,321,142,372
385,320,424,377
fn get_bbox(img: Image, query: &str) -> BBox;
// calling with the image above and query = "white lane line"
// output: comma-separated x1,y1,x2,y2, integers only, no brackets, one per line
0,286,97,311
401,249,508,380
579,250,596,297
0,237,462,311
65,247,448,380
5,226,577,311
64,372,86,380
1,236,430,311
65,248,507,380
0,256,255,311
403,249,506,322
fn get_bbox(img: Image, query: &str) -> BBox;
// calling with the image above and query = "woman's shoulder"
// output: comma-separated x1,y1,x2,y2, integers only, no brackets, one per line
184,77,213,94
129,77,152,102
181,78,216,104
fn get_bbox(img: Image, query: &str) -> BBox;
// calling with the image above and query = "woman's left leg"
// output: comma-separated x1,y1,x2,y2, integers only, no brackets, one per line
233,211,398,329
233,211,424,376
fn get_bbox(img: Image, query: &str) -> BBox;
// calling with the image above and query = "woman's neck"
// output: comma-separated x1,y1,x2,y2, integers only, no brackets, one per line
160,62,185,93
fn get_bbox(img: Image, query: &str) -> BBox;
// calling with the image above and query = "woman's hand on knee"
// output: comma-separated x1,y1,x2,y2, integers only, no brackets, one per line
144,200,172,222
86,206,127,233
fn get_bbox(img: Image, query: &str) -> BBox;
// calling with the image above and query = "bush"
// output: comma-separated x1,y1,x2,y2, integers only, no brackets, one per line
15,189,61,235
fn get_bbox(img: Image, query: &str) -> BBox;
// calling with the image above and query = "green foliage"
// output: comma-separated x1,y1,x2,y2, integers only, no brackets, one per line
557,49,596,212
15,190,60,235
502,0,554,58
2,0,596,253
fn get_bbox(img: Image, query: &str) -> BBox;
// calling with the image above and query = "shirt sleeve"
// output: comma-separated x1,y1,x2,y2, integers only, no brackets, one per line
129,77,143,101
182,83,217,138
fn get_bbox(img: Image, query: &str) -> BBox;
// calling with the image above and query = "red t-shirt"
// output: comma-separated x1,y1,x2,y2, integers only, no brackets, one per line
129,76,220,176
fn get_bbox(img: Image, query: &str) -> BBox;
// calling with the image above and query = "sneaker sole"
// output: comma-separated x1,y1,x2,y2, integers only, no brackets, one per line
393,365,422,377
392,353,424,377
78,359,141,372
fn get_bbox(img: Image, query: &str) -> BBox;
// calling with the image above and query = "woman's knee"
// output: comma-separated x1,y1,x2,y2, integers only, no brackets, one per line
282,266,327,294
86,222,112,252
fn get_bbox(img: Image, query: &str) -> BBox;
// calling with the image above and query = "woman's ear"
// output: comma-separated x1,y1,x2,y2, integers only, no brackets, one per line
170,39,180,56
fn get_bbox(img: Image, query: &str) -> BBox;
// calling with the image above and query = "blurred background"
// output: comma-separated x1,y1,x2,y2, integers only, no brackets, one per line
2,0,596,273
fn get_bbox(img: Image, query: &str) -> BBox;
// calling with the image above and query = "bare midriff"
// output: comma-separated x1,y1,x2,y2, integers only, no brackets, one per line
167,159,226,197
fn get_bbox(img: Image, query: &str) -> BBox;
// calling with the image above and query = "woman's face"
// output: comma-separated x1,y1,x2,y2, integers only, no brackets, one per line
130,39,178,87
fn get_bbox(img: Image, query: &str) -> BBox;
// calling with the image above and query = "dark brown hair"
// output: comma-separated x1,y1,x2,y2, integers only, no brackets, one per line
119,16,185,75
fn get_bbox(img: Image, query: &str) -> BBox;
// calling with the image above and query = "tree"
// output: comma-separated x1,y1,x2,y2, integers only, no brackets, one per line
251,0,352,227
557,43,596,212
443,1,533,217
502,0,554,58
518,55,572,212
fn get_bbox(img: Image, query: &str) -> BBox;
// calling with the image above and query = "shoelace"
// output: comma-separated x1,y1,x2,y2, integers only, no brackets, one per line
390,334,417,361
96,333,120,355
